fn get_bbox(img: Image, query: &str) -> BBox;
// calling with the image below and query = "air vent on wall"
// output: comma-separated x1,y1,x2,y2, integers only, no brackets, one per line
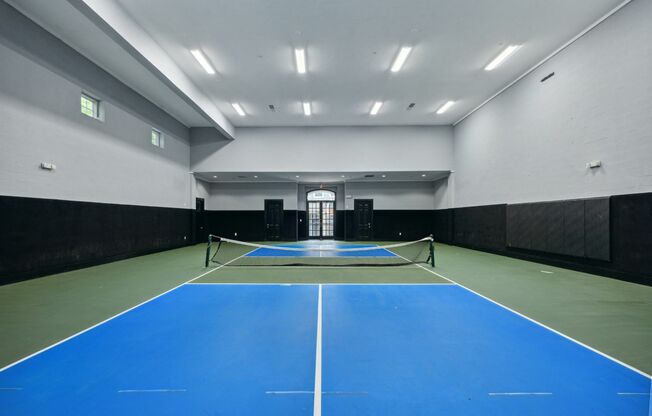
237,175,248,179
364,174,375,178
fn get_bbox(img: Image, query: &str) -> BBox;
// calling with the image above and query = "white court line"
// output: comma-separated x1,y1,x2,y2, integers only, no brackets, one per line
617,392,651,396
188,282,456,286
540,270,554,274
489,392,552,396
388,249,652,379
266,390,313,395
118,389,186,393
313,284,323,416
0,248,257,373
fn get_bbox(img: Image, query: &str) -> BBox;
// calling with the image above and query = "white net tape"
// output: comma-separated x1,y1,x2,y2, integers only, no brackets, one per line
210,235,433,253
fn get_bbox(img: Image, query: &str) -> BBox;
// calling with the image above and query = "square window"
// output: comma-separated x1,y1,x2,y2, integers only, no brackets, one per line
151,129,164,148
81,93,99,119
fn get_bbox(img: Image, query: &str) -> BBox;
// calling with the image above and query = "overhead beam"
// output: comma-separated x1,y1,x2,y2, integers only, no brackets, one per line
68,0,235,140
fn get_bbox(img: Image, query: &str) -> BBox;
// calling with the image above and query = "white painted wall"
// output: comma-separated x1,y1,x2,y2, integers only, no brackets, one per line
452,0,652,207
191,126,454,173
207,182,298,210
343,181,436,210
0,42,192,208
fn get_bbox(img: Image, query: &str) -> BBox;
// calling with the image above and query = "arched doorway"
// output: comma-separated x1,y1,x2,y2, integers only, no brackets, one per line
307,190,335,239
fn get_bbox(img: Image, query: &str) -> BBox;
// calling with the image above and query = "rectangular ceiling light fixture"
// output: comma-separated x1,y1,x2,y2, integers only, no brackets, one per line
231,103,246,116
391,46,412,72
370,101,383,116
436,100,455,114
484,45,521,71
190,49,216,74
302,101,312,116
295,48,307,74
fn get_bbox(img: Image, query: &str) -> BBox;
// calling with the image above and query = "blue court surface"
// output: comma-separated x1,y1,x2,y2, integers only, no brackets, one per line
0,284,649,415
247,242,395,257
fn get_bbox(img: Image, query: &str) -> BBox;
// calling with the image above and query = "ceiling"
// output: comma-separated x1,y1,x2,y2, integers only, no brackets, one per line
114,0,623,127
8,0,625,129
7,0,212,127
194,171,450,184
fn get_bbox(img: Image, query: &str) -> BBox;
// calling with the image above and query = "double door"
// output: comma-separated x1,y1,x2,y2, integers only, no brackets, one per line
308,201,334,239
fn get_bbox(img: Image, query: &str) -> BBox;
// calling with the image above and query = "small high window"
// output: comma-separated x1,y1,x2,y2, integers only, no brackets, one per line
80,93,100,119
151,129,164,148
307,190,335,201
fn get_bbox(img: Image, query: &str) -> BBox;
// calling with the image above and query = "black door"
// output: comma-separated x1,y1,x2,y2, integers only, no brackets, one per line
194,197,206,244
354,199,373,240
264,199,284,241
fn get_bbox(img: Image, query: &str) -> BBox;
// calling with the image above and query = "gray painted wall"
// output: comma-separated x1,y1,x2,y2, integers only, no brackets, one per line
343,181,436,210
207,182,298,211
191,126,454,173
452,0,652,207
0,41,192,208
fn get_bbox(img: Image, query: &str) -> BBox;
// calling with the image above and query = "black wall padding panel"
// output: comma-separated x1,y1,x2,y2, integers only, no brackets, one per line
584,198,611,261
433,209,453,243
611,193,652,277
562,200,585,257
372,210,434,241
0,195,191,284
206,210,298,242
507,198,611,262
453,205,506,251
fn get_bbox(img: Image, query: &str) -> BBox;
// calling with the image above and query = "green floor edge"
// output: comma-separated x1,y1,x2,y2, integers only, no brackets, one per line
1,242,651,375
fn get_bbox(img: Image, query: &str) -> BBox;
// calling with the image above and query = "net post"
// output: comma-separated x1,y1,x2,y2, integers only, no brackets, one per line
205,234,212,267
429,234,435,267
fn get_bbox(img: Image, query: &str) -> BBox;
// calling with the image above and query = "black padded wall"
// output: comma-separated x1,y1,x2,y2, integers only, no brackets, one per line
0,195,191,284
438,193,651,285
433,209,453,243
206,210,297,242
453,204,506,251
611,192,652,277
506,197,610,261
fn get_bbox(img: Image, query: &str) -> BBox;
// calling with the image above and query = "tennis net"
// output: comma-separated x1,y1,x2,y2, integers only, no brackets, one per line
205,235,435,268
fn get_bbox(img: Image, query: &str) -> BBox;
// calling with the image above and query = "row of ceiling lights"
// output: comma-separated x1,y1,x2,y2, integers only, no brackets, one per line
190,44,522,118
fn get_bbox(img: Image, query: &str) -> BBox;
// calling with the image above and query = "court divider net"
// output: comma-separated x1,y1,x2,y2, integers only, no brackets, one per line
205,235,435,268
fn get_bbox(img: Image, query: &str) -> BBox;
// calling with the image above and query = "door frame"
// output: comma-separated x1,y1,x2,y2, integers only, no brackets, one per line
306,190,336,240
264,199,284,241
354,199,374,241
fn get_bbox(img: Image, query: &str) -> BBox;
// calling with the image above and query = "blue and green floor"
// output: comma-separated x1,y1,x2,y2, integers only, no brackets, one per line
1,242,651,414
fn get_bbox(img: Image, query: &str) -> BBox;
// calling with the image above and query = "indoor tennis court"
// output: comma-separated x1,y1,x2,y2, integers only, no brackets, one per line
1,0,651,415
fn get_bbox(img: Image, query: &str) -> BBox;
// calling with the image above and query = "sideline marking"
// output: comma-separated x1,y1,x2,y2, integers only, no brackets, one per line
540,270,554,274
0,248,256,373
118,389,186,393
489,392,552,396
617,392,651,396
388,248,652,379
313,284,323,416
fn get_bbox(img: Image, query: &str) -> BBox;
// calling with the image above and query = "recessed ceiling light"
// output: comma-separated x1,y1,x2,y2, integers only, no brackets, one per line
381,174,387,178
341,175,346,178
190,49,216,74
295,175,300,178
295,48,307,74
213,175,217,178
391,46,412,72
436,101,455,115
254,175,258,178
421,174,427,177
370,101,383,116
231,103,246,116
303,101,312,116
484,45,521,71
